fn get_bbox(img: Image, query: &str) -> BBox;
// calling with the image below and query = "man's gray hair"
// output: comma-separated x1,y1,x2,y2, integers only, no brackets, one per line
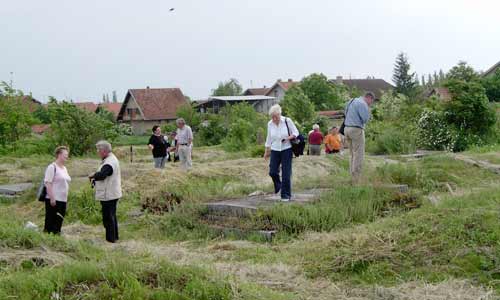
176,118,185,125
269,104,282,116
312,124,320,130
364,91,376,99
96,140,112,152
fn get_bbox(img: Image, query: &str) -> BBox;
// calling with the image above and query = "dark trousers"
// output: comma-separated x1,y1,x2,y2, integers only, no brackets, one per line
100,199,119,243
44,200,66,234
269,148,293,199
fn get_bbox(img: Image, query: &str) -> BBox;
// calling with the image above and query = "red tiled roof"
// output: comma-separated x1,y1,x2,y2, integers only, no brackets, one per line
243,87,270,96
118,88,188,120
74,102,98,112
97,103,122,118
318,110,344,117
31,124,50,134
427,87,451,101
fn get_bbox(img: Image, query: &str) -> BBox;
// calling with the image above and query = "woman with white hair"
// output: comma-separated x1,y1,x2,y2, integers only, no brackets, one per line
264,104,299,201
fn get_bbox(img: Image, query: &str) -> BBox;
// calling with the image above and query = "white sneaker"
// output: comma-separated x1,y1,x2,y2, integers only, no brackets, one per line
280,198,290,202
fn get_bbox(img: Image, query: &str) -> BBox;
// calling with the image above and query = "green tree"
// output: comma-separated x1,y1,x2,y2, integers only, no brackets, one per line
211,78,243,96
299,73,344,110
481,69,500,102
47,101,119,155
392,52,418,97
444,79,496,137
175,103,201,130
0,82,35,148
446,61,480,82
281,86,316,127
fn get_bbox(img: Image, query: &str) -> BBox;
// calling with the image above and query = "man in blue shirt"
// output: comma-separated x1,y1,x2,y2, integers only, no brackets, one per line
344,91,374,184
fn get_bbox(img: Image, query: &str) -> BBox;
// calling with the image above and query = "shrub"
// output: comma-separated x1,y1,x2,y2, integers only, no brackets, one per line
416,109,456,151
481,68,500,102
47,101,120,155
222,119,254,152
366,121,417,155
281,86,316,127
197,114,226,146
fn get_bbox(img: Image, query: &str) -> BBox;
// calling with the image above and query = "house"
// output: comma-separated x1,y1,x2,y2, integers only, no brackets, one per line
96,103,122,120
483,61,500,78
265,79,299,102
243,87,270,96
73,102,98,113
195,95,277,114
117,87,188,135
427,87,452,101
332,76,394,100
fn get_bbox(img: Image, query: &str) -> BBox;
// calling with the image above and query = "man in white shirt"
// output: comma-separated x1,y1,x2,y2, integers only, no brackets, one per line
175,118,193,170
264,104,299,201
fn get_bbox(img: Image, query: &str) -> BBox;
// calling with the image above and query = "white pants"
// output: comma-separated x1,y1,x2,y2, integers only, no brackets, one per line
178,145,192,170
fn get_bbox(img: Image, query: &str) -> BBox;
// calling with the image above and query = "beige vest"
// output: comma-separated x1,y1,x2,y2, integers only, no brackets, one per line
95,153,122,201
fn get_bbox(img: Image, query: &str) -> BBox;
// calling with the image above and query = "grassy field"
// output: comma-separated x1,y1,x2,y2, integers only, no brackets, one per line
1,144,500,299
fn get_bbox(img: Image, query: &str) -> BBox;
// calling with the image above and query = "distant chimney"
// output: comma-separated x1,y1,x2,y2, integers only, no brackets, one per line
263,85,267,88
288,78,293,82
336,76,343,84
277,79,282,82
146,86,150,89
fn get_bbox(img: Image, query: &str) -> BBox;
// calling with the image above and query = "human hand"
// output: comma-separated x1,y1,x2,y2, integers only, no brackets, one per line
50,199,56,207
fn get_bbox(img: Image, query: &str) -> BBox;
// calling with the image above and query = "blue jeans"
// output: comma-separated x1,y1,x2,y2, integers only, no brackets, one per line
269,148,293,199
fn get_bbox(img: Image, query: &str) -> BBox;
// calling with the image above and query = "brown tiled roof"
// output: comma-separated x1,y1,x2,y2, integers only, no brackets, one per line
21,96,42,113
427,87,451,101
97,103,122,118
318,110,344,119
265,79,299,96
119,88,188,120
31,124,50,134
334,79,394,99
243,87,270,96
74,102,98,112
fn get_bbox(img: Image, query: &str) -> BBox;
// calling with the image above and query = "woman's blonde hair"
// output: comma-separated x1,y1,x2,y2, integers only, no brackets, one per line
54,146,69,158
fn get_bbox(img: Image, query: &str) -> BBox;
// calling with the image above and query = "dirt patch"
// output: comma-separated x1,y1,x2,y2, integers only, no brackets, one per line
0,248,68,269
141,191,182,214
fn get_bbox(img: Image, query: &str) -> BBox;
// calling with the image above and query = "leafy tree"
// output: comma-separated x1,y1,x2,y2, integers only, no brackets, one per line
299,73,344,110
481,69,500,102
444,79,496,137
392,52,418,97
211,78,243,96
175,103,202,130
33,106,51,124
446,61,480,82
197,114,226,146
47,101,119,155
281,86,316,128
0,82,35,148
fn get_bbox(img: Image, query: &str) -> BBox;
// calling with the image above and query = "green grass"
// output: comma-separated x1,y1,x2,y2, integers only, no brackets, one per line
296,185,500,290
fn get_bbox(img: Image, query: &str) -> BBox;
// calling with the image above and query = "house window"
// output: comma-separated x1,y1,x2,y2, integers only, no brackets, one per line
127,108,139,119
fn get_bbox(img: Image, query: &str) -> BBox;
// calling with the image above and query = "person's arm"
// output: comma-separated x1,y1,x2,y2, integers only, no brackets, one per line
264,123,272,160
287,118,299,140
324,136,332,151
187,127,193,145
358,102,370,125
148,135,154,150
44,164,56,207
91,165,113,181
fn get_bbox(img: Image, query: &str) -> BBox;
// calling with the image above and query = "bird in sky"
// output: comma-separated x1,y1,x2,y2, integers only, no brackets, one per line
169,8,175,12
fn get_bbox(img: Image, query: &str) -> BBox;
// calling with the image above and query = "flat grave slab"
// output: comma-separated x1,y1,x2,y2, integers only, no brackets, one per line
0,183,33,196
206,189,324,217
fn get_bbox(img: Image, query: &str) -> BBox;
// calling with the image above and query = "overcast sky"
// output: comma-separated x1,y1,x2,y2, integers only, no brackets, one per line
1,0,499,103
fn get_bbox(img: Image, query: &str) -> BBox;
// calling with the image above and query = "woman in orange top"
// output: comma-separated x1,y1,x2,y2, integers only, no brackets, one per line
324,126,342,154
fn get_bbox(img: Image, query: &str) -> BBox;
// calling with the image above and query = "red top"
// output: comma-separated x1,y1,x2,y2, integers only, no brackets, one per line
308,131,324,145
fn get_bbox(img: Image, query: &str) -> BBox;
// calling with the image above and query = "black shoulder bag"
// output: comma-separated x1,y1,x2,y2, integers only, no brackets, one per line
37,164,56,202
339,99,355,136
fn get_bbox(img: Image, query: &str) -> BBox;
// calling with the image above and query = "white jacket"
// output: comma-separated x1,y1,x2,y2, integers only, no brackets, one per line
95,153,122,201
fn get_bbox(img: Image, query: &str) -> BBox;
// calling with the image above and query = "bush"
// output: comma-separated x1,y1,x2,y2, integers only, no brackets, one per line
47,101,120,155
366,121,417,155
248,144,265,158
222,119,254,152
416,109,456,151
197,114,226,146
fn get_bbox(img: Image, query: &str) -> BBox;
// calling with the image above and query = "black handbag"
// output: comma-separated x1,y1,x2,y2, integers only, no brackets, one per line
284,118,305,157
339,99,355,135
37,164,56,202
